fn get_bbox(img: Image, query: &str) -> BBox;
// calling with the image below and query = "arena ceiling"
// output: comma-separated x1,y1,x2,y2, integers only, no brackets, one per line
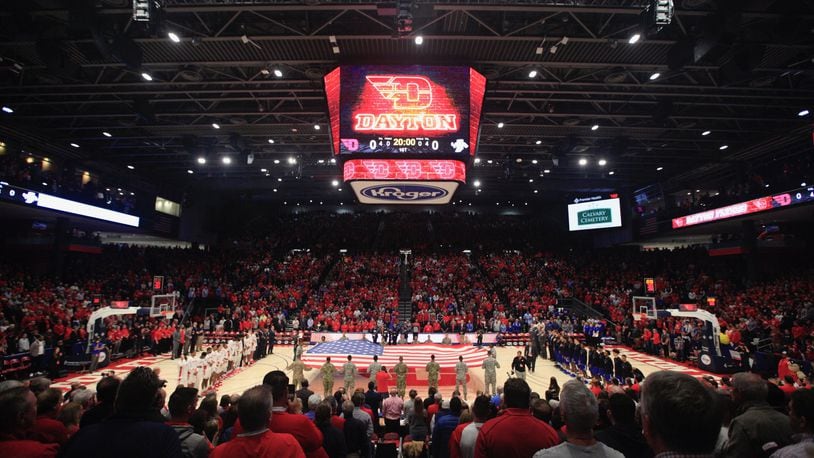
1,0,813,202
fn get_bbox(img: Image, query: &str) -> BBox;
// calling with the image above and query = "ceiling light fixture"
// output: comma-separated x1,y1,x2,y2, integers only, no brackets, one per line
701,130,711,136
141,72,153,81
543,169,550,174
1,106,13,114
314,124,320,130
598,159,607,166
528,70,538,78
649,72,660,80
273,69,283,78
497,122,504,128
70,143,80,148
798,109,810,117
473,180,481,188
212,123,220,129
273,159,280,164
197,157,206,164
268,139,275,144
187,169,194,174
414,35,423,45
609,171,615,175
535,140,542,145
719,145,728,150
532,159,538,164
222,156,232,165
474,158,481,164
102,131,112,137
127,165,134,170
288,156,297,164
629,33,641,44
656,166,663,171
578,158,588,166
591,124,599,131
168,32,181,43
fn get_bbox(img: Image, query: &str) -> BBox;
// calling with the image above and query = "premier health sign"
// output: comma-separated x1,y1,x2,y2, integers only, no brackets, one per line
567,197,622,231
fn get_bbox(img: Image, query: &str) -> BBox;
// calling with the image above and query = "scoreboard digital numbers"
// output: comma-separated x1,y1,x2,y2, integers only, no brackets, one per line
324,65,486,158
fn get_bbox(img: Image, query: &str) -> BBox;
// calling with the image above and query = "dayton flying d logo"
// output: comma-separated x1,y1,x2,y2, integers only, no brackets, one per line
354,75,458,132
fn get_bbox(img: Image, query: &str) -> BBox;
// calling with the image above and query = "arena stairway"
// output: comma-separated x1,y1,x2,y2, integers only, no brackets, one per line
398,255,412,325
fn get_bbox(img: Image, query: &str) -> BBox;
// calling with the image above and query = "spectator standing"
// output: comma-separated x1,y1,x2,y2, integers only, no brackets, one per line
342,401,369,458
381,388,404,434
314,404,346,458
167,387,212,458
0,386,59,458
80,375,120,428
61,366,183,458
770,389,814,457
210,386,304,458
640,371,723,457
432,397,462,458
451,395,492,458
261,371,327,458
722,372,793,458
409,397,429,442
533,380,623,457
595,394,652,458
475,378,559,457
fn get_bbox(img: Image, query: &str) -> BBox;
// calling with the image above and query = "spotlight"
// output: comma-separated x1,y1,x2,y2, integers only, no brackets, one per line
187,169,194,174
102,131,112,137
529,179,534,183
719,145,728,150
1,106,13,114
414,36,423,45
288,156,297,164
268,139,275,144
330,158,336,164
656,166,663,171
168,32,181,43
487,160,493,164
273,159,280,164
528,70,538,78
609,171,615,175
332,180,339,187
212,123,220,129
629,33,641,44
497,122,504,128
598,159,607,166
127,165,134,170
70,143,80,148
474,158,481,164
314,125,320,130
591,124,599,131
278,178,282,182
578,158,588,166
535,140,542,145
649,72,661,80
532,159,538,164
543,169,550,174
701,130,711,136
798,109,810,117
197,157,206,165
222,156,232,165
141,72,153,81
473,180,481,188
273,69,283,78
260,168,268,172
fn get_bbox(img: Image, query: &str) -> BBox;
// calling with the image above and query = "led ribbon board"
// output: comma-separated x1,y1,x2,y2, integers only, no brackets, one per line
0,182,140,227
324,65,486,158
343,159,466,182
672,186,814,229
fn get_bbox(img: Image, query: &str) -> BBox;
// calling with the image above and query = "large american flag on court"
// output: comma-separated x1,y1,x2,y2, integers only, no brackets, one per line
302,340,488,369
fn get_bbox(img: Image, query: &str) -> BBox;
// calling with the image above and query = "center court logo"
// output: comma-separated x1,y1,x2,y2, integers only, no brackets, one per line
360,184,449,201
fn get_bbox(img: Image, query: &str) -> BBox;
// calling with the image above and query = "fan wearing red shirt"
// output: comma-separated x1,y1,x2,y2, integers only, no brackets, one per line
0,387,58,458
475,378,560,458
262,371,327,458
212,385,304,458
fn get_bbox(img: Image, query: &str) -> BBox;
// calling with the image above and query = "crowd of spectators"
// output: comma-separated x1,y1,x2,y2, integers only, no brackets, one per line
4,360,814,457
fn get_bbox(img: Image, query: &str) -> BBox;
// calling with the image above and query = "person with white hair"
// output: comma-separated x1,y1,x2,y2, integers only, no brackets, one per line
305,394,322,421
533,379,624,457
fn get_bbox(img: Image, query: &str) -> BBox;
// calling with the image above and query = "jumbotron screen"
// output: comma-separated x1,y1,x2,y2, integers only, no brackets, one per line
324,65,486,158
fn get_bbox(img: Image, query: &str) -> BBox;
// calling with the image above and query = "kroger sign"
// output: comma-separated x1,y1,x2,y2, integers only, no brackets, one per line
350,181,459,205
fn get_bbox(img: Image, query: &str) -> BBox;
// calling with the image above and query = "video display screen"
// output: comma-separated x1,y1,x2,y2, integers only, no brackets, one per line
567,197,623,231
324,65,486,158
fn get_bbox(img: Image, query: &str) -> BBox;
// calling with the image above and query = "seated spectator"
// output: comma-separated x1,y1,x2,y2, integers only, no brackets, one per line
61,366,183,458
534,380,623,457
640,371,723,457
723,372,793,457
771,389,814,457
167,387,212,458
476,378,560,457
595,393,652,458
314,403,346,458
0,386,59,458
210,385,304,458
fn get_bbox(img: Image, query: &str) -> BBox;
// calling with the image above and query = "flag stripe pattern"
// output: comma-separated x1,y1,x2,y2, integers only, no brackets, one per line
302,340,488,369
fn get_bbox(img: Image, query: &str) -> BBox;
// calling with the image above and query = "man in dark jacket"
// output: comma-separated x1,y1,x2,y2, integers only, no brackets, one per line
167,387,212,458
431,398,461,458
342,401,369,458
62,367,183,458
596,394,653,457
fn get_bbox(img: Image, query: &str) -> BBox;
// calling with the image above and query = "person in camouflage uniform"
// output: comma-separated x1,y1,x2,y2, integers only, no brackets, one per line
425,354,441,390
320,356,336,397
367,354,382,384
393,356,409,397
286,356,311,391
455,355,469,400
481,353,500,395
342,354,358,393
